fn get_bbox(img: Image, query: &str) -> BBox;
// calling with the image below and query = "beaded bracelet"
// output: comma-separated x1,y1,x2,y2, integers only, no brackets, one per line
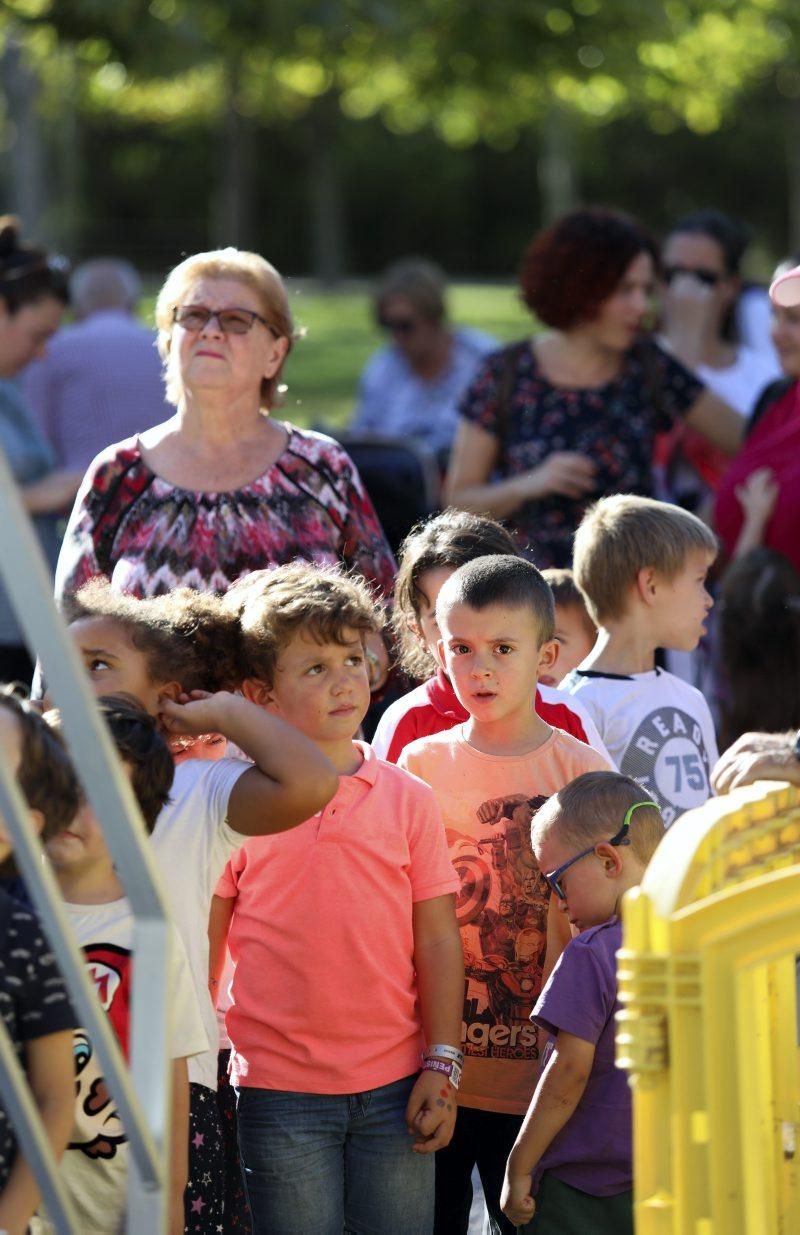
421,1056,462,1090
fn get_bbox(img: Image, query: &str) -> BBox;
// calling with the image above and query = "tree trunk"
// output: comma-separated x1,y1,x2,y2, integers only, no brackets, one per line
306,90,348,285
212,56,255,249
786,95,800,251
537,103,578,224
50,46,81,256
1,38,46,241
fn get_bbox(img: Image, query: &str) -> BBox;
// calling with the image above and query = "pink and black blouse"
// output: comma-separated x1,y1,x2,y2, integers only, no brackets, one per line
55,425,396,602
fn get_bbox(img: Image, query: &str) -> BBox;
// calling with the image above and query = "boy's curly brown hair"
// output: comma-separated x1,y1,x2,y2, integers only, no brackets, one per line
224,562,383,687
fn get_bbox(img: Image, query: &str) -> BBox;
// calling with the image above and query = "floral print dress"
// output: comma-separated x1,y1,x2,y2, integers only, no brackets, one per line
457,338,703,568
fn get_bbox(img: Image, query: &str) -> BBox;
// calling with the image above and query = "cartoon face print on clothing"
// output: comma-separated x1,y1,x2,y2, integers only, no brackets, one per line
620,707,710,825
70,943,131,1160
70,1028,126,1160
452,793,549,1063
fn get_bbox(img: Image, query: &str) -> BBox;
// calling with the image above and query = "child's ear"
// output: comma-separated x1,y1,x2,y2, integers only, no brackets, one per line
156,680,183,706
241,677,275,708
538,638,559,674
595,842,625,876
407,615,427,651
636,566,658,606
28,807,46,839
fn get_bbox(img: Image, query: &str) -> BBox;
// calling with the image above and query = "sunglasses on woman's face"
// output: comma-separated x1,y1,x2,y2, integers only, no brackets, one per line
662,266,724,288
173,305,276,335
378,315,418,336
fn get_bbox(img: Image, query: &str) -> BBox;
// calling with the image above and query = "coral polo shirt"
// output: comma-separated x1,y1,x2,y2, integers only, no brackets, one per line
216,742,459,1095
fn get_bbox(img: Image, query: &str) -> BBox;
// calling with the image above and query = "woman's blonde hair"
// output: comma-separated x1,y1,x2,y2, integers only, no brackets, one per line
154,247,298,408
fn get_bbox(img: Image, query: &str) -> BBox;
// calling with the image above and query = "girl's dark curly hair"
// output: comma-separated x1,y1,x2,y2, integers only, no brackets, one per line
63,580,245,695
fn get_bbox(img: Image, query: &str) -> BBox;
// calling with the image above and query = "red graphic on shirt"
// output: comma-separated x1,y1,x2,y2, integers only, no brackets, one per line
451,795,550,1061
85,943,132,1058
68,943,131,1161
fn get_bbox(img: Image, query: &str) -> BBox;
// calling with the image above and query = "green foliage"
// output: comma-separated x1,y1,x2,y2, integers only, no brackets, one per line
3,0,799,141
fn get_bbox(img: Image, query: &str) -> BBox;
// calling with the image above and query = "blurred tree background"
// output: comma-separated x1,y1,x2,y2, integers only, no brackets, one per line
1,0,798,283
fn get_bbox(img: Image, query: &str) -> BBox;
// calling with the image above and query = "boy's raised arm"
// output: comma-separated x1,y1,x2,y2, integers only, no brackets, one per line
501,1030,595,1226
161,691,339,835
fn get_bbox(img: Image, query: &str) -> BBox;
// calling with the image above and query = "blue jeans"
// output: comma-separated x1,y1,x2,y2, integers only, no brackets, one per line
236,1074,434,1235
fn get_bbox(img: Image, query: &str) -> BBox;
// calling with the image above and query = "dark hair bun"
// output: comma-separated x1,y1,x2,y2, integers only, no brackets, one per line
0,215,23,261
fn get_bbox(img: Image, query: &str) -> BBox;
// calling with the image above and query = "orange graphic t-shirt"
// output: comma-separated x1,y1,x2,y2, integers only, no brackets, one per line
400,724,610,1115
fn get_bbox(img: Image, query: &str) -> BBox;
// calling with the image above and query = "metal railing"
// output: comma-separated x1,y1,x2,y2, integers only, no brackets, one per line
0,445,173,1233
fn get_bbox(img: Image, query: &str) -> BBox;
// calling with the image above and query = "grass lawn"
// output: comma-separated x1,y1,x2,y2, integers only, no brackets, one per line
278,281,532,431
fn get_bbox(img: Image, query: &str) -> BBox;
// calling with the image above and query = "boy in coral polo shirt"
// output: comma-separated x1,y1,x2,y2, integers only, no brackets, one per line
399,555,610,1235
210,563,463,1235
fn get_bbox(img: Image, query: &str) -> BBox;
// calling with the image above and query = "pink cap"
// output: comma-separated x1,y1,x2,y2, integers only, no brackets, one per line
769,265,800,307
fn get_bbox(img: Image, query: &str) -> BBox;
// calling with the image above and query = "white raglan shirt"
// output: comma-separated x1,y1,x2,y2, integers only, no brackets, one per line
537,682,616,769
562,667,718,826
151,756,250,1089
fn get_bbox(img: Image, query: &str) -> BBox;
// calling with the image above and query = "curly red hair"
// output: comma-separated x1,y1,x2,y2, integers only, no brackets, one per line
519,208,657,331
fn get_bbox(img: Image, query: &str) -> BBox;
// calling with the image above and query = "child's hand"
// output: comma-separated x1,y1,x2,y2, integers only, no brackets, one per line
404,1069,457,1153
500,1168,536,1227
160,690,235,737
735,466,778,525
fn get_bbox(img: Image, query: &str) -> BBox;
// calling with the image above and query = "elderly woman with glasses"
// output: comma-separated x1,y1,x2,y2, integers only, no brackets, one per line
55,247,396,624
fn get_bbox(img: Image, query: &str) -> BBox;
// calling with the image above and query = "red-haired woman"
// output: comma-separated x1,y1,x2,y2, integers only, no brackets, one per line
444,208,743,567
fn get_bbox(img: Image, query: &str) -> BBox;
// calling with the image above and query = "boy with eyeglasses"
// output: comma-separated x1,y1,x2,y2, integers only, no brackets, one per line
501,771,665,1235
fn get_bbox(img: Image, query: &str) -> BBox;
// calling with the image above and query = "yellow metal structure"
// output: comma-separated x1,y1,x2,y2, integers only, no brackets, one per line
617,780,800,1234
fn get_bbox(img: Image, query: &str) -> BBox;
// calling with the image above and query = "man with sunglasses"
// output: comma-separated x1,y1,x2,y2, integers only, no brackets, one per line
502,771,664,1235
352,258,495,464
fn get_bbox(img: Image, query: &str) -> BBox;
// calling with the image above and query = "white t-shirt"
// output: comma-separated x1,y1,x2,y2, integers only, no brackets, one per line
151,756,250,1089
57,898,208,1235
562,667,718,826
696,344,781,418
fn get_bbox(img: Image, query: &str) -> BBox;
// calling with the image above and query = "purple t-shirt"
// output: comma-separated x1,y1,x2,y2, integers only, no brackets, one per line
531,916,630,1197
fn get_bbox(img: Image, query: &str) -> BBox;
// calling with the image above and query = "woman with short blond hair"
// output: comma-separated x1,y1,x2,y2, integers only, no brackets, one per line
56,246,395,604
54,245,395,1234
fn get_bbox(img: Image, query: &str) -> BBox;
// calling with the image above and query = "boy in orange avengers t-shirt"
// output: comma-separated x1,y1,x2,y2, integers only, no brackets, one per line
399,555,611,1235
210,563,463,1235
